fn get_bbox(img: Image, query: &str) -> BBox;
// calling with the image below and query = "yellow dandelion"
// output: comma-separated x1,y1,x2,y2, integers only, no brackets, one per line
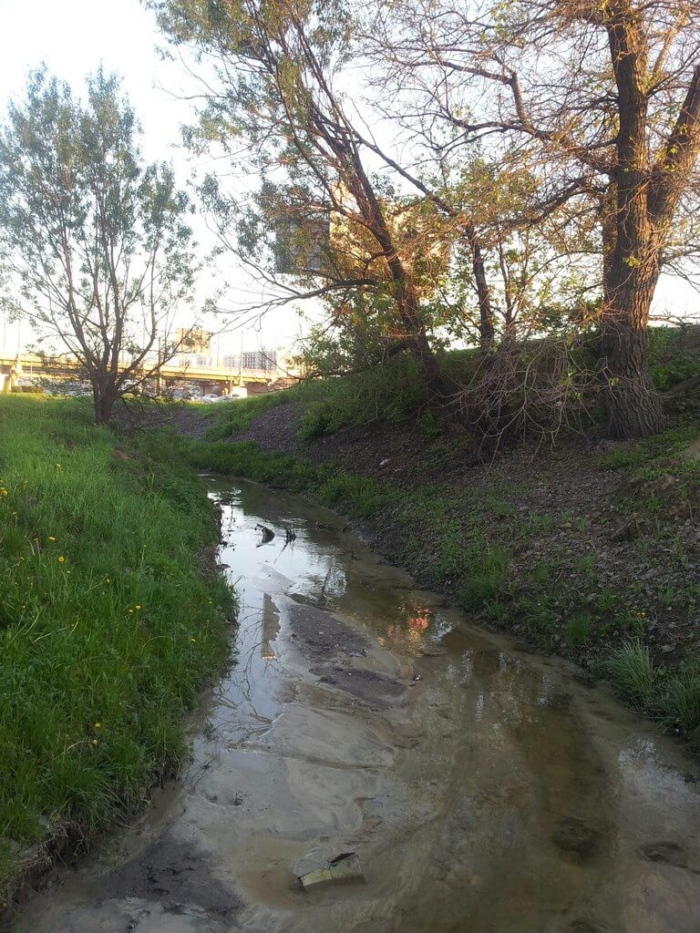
57,556,65,564
128,609,134,614
91,738,99,746
134,605,141,611
48,536,56,542
190,637,196,643
0,488,8,497
94,722,101,729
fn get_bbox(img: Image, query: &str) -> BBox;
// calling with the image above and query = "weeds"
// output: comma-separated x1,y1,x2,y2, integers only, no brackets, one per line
597,641,658,708
565,613,592,645
598,643,700,733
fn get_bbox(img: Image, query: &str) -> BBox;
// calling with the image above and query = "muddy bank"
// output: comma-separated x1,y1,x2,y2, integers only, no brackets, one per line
14,479,700,933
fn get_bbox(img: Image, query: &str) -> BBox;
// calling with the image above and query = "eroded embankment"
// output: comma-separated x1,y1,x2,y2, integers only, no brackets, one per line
16,479,700,933
182,396,700,740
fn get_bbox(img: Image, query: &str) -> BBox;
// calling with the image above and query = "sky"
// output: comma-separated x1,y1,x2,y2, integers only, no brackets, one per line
0,0,697,361
0,0,313,358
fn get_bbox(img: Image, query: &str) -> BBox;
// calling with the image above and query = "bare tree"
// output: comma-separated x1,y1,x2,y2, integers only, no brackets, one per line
0,68,201,423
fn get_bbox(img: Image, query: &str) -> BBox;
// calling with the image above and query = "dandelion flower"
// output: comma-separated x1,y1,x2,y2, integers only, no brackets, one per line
94,722,101,729
134,605,141,611
92,739,99,746
48,536,56,542
58,556,65,564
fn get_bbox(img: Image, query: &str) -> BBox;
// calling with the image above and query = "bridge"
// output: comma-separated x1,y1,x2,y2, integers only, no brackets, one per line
0,353,282,394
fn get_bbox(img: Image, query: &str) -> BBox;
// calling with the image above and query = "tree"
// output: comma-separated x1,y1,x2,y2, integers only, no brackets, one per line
150,0,460,400
371,0,700,437
0,67,199,424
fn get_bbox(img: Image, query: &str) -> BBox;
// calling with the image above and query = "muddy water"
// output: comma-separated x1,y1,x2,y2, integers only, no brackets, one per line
17,480,700,933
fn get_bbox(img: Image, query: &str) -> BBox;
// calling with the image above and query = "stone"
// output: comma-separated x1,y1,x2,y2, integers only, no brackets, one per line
610,519,641,543
551,818,600,859
298,852,365,890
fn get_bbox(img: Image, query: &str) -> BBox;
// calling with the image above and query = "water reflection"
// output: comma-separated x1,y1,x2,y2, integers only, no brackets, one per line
17,477,700,933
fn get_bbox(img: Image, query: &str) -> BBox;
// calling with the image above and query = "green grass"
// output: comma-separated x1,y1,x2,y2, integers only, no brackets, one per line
0,397,234,900
597,642,700,733
203,392,290,441
205,353,441,446
597,641,658,708
184,436,394,521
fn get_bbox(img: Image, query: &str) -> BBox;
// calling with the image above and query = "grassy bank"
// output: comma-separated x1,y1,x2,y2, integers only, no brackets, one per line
181,375,700,742
0,397,234,904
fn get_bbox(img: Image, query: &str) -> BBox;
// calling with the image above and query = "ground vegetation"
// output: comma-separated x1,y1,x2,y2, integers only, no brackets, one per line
0,396,234,910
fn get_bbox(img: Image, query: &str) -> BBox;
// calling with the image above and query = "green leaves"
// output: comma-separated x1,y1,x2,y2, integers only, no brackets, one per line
0,67,198,422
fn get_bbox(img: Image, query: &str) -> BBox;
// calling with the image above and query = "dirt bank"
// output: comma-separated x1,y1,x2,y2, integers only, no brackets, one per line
188,400,700,671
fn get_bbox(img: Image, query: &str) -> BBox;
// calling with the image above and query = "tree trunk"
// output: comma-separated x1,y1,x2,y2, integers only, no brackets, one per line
462,226,494,348
600,260,664,438
93,381,118,425
600,321,664,438
405,308,455,398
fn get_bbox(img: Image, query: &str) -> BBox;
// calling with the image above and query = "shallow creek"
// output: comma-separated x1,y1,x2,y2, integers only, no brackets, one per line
17,480,700,933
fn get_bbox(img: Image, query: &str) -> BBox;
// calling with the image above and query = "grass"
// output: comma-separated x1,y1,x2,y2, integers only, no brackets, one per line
597,643,700,733
203,392,290,441
0,396,235,902
597,641,658,708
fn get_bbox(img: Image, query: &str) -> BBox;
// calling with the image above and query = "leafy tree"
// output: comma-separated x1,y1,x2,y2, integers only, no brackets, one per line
373,0,700,437
0,67,199,423
150,0,458,399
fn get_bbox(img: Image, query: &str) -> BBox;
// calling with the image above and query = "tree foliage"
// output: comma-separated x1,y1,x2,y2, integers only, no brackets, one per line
368,0,700,435
0,67,199,423
151,0,700,439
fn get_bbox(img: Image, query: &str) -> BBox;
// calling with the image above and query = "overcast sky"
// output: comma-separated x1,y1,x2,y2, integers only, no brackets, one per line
0,0,187,161
0,0,696,360
0,0,312,357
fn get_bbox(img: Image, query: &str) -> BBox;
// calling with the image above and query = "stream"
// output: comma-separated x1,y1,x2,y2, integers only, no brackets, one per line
16,479,700,932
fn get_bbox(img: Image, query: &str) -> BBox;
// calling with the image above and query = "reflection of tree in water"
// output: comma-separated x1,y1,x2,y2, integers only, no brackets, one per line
379,600,437,653
295,558,348,607
261,593,280,659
